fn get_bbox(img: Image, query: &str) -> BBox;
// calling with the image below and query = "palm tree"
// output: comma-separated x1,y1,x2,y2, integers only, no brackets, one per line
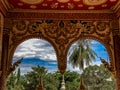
69,39,97,90
69,39,97,70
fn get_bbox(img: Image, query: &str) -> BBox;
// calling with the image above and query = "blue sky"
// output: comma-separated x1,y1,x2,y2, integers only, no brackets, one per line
13,38,109,75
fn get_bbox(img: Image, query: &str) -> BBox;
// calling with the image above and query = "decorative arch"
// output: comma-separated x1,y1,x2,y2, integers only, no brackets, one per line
4,19,115,75
8,35,58,68
67,36,116,77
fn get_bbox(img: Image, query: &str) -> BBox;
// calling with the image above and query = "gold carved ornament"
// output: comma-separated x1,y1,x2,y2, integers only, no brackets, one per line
9,20,113,74
10,20,112,49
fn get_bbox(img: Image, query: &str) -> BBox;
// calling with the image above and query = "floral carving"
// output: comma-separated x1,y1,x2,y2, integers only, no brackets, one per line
94,22,111,37
44,20,81,40
96,22,106,31
11,20,28,36
9,20,114,74
27,21,44,35
16,21,26,31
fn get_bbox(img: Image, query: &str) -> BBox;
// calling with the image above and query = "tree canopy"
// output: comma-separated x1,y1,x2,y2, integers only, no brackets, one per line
6,65,116,90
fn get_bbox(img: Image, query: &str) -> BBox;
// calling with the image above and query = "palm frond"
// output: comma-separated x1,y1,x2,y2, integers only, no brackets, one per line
69,39,98,70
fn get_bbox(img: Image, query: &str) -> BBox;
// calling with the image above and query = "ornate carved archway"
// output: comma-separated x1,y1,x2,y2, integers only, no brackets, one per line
4,20,115,76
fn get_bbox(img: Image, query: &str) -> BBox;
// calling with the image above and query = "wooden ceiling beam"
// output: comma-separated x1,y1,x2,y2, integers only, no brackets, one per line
6,11,116,20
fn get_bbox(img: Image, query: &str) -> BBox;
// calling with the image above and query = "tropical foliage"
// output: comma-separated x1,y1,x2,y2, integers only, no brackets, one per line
6,68,24,90
64,71,80,90
23,66,47,90
82,64,116,90
6,65,116,90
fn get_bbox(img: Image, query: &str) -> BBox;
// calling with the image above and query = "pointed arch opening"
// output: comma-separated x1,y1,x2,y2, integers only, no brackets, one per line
13,38,57,74
6,38,60,90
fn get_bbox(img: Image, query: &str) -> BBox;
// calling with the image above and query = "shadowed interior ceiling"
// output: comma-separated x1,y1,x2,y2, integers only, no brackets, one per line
6,0,118,10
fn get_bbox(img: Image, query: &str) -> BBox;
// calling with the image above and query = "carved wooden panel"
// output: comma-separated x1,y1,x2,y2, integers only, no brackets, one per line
4,19,115,74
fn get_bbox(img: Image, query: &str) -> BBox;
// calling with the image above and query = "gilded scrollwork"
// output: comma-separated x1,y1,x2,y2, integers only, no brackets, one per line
10,20,112,46
44,20,82,41
27,20,45,35
74,21,113,48
78,21,95,34
96,22,107,31
16,21,26,31
94,22,111,37
11,20,28,36
9,20,114,74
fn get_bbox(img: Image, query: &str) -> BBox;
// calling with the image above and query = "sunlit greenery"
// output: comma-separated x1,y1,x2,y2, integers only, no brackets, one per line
6,65,115,90
6,68,24,90
6,39,116,90
82,65,116,90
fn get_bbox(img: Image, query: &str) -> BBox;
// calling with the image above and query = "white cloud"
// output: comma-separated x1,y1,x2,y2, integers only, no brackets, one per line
13,39,58,74
13,39,56,60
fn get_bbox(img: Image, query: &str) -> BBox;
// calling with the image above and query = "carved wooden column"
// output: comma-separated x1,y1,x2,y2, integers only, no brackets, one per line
0,12,4,90
0,28,10,90
0,12,3,75
114,35,120,90
112,18,120,90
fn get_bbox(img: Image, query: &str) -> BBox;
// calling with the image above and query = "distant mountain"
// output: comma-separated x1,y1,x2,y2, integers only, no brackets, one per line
21,57,57,67
14,57,58,75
